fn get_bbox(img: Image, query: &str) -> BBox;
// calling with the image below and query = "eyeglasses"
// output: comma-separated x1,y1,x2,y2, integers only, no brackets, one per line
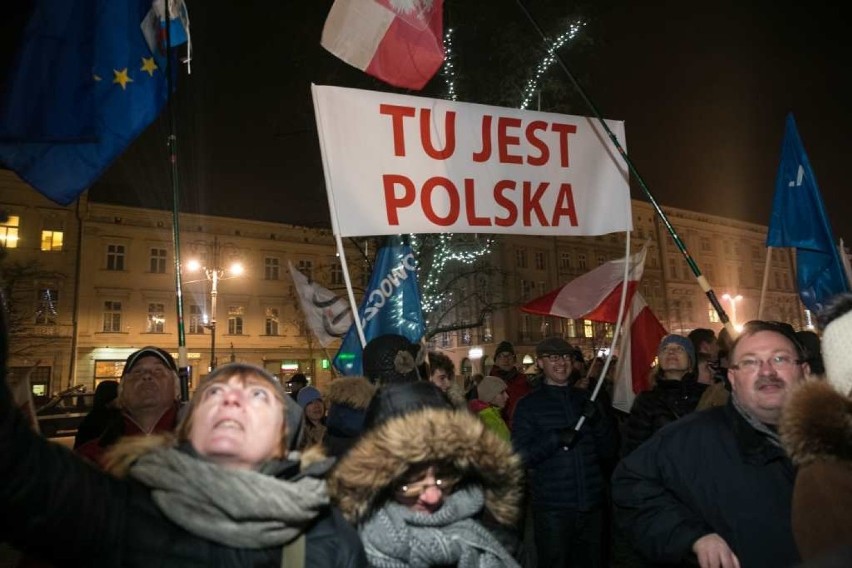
540,353,571,362
394,473,460,499
730,354,801,373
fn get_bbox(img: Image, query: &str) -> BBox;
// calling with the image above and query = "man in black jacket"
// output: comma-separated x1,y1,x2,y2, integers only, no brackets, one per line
612,320,806,568
512,337,617,567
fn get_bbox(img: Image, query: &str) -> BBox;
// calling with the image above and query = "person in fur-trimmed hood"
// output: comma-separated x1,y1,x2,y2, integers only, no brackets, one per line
329,381,524,567
781,293,852,564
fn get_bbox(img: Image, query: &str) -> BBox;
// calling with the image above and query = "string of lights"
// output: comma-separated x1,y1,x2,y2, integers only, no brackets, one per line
519,20,585,110
441,27,457,101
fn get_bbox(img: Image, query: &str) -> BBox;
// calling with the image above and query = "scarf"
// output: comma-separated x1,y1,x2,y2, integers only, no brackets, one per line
128,446,329,548
732,394,784,448
359,485,519,568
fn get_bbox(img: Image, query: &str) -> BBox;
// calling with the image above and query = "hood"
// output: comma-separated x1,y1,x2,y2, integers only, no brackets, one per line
328,407,523,526
780,381,852,466
325,376,376,409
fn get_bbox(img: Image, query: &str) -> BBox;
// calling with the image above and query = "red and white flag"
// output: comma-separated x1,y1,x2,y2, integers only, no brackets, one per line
522,246,648,321
521,245,667,412
321,0,445,90
611,293,667,412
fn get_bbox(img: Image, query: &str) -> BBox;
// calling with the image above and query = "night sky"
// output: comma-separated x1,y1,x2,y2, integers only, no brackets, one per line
5,1,850,239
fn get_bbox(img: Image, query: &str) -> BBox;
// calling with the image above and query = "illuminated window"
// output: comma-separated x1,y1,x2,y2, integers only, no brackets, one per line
102,301,122,332
146,303,165,333
708,304,720,323
40,230,63,251
188,304,205,334
1,215,20,248
228,305,245,335
265,307,280,335
583,320,593,338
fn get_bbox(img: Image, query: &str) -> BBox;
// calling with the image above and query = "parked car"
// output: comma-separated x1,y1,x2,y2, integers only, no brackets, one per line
36,386,94,438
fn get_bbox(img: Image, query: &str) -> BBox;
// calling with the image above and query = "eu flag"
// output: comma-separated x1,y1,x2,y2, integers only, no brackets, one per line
766,114,849,312
0,0,169,205
334,236,426,376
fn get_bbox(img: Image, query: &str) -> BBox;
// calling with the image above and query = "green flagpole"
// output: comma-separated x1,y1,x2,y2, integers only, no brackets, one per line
514,0,735,335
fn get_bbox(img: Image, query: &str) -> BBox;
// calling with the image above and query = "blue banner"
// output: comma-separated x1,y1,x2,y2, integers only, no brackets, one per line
0,0,170,205
766,113,849,311
334,236,425,376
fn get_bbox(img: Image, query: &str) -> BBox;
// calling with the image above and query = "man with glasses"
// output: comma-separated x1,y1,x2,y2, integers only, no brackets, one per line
512,336,617,567
76,346,181,465
612,321,805,567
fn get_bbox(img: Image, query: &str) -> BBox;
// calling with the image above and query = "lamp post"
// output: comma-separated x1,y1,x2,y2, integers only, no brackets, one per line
722,293,743,331
186,237,243,371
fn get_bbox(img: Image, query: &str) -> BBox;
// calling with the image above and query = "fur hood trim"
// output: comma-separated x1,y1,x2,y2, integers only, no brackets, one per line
328,407,523,526
325,376,376,409
781,381,852,466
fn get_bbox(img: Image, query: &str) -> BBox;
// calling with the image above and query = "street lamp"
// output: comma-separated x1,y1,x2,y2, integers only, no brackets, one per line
186,237,243,371
722,293,743,331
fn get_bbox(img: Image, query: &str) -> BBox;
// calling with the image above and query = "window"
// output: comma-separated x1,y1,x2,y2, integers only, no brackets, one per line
228,305,245,335
708,303,720,323
583,320,593,338
106,244,125,271
35,289,58,325
102,301,122,332
534,251,546,270
0,215,19,248
559,252,571,270
515,249,527,269
149,248,167,273
330,260,344,286
520,280,534,299
265,307,280,335
265,257,280,280
146,303,165,333
577,254,587,270
40,230,63,251
668,257,680,280
566,318,577,338
188,304,205,334
297,259,313,280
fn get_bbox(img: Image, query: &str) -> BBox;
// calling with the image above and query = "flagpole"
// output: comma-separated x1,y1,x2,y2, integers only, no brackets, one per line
164,0,190,401
335,235,367,348
758,247,773,319
513,0,735,336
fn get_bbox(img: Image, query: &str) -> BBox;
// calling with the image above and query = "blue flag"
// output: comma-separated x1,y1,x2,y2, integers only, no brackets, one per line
766,114,849,312
334,236,425,376
0,0,170,205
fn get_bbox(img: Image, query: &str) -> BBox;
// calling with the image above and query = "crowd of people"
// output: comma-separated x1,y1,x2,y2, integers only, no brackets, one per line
2,291,851,567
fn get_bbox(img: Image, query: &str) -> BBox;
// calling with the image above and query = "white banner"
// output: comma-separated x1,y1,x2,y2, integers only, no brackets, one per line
312,84,632,237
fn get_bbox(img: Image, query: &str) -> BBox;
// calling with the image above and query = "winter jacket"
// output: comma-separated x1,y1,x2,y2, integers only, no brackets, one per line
622,374,706,456
329,406,524,558
488,365,531,429
612,399,799,567
322,377,376,459
0,374,366,567
511,384,617,511
75,403,180,465
781,381,852,563
469,400,511,441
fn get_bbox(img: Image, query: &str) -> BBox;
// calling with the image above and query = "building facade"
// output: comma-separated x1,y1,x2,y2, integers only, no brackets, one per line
1,171,810,398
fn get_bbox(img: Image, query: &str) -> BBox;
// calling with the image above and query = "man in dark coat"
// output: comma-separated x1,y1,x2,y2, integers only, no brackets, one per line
512,337,617,567
612,320,806,567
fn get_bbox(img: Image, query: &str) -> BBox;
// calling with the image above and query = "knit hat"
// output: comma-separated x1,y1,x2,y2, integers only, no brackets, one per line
363,381,451,431
477,376,507,405
123,346,178,377
536,336,573,357
494,341,515,358
658,334,695,367
296,386,322,409
362,334,422,385
820,311,852,397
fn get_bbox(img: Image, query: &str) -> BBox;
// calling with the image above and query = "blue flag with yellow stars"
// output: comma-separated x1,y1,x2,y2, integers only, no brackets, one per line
766,113,849,312
0,0,170,205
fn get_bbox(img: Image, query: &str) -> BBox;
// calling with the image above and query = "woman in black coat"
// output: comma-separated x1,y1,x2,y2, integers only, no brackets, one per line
1,360,366,567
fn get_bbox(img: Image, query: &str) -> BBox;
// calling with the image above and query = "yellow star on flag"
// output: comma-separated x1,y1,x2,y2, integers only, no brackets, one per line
140,57,158,77
113,68,133,90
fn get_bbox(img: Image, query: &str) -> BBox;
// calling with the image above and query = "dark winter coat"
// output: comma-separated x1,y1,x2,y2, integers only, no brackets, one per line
612,399,800,568
781,381,852,564
0,376,366,567
622,374,706,456
511,384,618,511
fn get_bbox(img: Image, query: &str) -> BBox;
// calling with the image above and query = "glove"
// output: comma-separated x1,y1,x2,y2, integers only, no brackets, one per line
558,428,580,449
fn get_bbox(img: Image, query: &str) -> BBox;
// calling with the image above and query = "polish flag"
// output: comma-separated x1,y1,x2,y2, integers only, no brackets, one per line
522,245,667,412
321,0,445,90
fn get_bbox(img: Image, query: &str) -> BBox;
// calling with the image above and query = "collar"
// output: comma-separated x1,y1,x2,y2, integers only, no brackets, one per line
724,399,789,466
